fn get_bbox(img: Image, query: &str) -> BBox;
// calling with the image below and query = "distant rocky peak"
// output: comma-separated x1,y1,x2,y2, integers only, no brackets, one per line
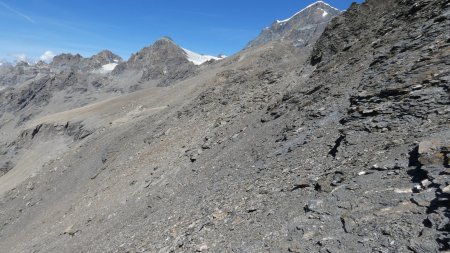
111,37,200,84
35,60,48,68
276,1,340,24
155,36,175,44
247,1,341,48
87,50,123,73
87,50,123,74
91,50,122,63
125,37,189,70
48,50,123,73
151,37,183,52
0,60,12,69
15,61,30,67
51,53,83,68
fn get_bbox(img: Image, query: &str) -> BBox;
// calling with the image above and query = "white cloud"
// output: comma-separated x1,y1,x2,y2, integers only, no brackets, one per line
39,51,56,63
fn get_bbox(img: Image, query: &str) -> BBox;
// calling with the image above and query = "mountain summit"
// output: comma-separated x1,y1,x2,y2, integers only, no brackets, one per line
113,37,221,85
247,1,341,48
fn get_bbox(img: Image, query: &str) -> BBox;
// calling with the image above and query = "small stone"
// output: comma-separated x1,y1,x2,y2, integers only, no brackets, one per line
412,184,423,193
346,184,360,190
423,165,445,179
432,175,449,185
370,165,388,171
26,182,34,191
421,179,431,188
362,109,375,115
63,225,78,236
196,244,208,252
418,139,448,166
442,185,450,194
291,181,311,191
212,210,228,221
305,199,324,213
411,189,436,207
143,180,151,189
412,84,423,90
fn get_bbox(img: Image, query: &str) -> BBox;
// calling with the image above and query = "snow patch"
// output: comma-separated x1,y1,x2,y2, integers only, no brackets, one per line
318,8,329,17
277,1,339,24
102,63,118,72
394,188,413,194
182,48,223,65
93,63,118,74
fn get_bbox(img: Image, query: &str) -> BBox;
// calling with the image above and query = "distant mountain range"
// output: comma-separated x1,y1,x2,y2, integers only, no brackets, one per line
0,1,340,70
0,1,341,102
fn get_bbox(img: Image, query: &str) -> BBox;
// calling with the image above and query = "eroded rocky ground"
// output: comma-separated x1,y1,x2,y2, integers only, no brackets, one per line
0,0,448,252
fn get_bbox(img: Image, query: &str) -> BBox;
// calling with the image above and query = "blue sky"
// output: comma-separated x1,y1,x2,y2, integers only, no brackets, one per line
0,0,363,62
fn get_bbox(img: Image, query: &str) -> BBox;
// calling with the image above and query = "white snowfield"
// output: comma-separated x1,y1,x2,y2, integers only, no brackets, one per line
276,0,339,24
94,62,119,74
182,48,223,65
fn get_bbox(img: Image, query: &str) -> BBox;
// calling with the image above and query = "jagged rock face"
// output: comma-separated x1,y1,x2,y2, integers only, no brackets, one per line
82,50,122,71
0,50,123,124
126,38,190,70
247,1,341,48
50,51,122,72
263,0,450,251
90,50,122,64
0,71,79,114
0,62,50,87
50,53,84,68
0,38,197,128
115,37,196,84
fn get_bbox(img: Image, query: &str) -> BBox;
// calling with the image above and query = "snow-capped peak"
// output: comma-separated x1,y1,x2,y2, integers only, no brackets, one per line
182,48,223,65
276,1,340,24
